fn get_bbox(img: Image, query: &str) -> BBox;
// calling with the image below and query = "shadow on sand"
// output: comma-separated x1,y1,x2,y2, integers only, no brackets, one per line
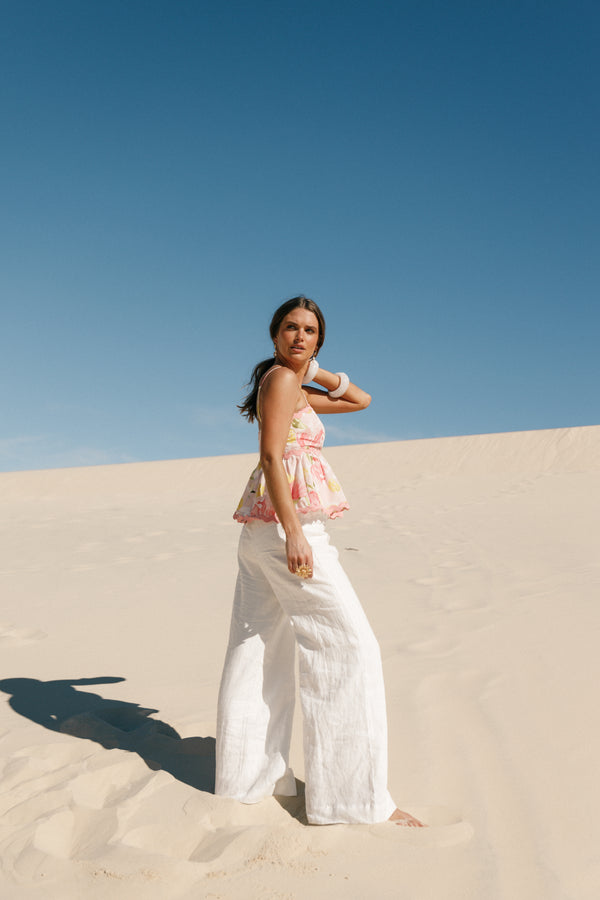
0,676,215,794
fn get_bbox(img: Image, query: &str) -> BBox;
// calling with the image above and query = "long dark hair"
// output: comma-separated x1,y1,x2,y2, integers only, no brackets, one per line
238,296,326,423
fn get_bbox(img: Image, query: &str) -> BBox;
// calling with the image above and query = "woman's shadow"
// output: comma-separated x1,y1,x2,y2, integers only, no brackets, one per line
0,676,215,794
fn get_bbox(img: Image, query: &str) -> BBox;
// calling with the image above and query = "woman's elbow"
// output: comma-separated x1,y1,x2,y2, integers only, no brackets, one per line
359,392,372,410
260,451,278,469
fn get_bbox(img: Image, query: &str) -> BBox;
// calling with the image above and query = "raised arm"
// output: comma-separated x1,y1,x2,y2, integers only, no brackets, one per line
259,367,314,577
305,366,371,414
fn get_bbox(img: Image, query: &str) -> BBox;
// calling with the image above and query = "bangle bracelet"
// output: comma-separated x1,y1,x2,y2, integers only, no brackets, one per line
303,358,319,384
328,372,350,399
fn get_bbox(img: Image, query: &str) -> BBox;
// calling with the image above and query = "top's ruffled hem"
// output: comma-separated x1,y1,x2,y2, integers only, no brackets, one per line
233,500,349,524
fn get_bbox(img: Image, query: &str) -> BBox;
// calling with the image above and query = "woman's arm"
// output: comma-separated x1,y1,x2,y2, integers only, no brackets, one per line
305,367,371,414
259,367,314,576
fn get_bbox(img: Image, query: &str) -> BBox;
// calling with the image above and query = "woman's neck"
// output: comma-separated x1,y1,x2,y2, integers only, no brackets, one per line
273,357,304,385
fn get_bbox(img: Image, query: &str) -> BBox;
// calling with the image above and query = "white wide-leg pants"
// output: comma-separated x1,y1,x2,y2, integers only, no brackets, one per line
215,516,396,825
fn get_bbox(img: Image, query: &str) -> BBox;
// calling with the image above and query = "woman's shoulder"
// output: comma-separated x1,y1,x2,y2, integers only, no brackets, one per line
257,365,300,424
260,365,297,391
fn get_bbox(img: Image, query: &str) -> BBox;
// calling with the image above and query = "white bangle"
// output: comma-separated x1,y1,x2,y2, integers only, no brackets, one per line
328,372,350,399
303,358,319,384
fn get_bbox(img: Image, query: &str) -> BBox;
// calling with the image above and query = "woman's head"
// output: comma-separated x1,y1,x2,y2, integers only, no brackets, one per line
269,296,326,356
238,295,326,423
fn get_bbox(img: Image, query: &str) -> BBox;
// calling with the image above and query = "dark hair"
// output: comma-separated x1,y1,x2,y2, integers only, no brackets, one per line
238,296,326,422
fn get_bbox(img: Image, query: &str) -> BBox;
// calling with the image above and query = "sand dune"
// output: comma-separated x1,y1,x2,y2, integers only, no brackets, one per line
1,425,599,899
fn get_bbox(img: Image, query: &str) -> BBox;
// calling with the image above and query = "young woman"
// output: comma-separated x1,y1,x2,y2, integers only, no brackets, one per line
215,296,423,827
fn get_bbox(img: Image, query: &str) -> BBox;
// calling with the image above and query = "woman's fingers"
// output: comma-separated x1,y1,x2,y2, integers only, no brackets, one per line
287,553,314,576
286,536,314,578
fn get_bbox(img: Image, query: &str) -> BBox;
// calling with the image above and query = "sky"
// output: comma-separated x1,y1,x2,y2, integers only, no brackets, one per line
2,0,598,472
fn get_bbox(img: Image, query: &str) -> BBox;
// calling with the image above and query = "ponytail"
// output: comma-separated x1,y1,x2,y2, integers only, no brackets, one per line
237,357,275,423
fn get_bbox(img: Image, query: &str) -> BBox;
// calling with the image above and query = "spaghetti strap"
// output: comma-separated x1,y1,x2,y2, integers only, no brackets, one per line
257,365,282,423
256,365,311,424
258,365,282,389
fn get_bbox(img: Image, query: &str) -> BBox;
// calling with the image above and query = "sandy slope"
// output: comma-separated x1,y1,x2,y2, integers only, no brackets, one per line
1,425,599,900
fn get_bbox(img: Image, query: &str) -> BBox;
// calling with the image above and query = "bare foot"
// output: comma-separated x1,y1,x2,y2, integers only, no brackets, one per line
389,807,425,827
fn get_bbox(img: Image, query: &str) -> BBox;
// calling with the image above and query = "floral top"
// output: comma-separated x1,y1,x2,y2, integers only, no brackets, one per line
233,393,349,524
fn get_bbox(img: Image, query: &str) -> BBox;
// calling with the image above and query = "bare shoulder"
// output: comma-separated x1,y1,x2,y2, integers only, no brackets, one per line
259,367,299,422
259,367,300,435
262,365,297,395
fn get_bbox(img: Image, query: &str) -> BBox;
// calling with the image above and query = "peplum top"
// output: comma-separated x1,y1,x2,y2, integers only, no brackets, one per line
233,388,349,524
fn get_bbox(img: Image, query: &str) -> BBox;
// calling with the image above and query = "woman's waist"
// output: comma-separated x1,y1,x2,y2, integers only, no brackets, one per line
244,510,328,531
282,444,324,459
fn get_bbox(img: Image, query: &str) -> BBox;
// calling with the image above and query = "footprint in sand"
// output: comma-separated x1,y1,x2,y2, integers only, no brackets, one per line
69,756,157,810
500,478,538,496
0,743,166,874
413,576,444,586
188,826,254,863
33,806,119,860
403,635,458,657
0,623,47,646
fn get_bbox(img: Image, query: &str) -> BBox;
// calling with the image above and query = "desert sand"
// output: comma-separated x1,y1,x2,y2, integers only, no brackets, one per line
1,424,599,900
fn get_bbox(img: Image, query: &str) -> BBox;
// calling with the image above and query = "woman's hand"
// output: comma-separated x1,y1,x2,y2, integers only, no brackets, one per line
285,529,314,578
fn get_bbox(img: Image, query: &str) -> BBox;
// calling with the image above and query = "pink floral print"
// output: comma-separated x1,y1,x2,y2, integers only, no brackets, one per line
234,405,349,523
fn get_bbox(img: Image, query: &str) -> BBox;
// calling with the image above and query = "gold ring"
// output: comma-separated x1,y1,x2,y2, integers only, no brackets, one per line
294,564,312,579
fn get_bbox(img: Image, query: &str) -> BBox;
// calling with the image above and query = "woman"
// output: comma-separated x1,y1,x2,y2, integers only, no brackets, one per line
215,296,423,827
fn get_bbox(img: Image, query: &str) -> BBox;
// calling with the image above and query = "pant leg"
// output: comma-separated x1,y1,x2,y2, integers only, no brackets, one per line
260,518,396,825
215,523,297,802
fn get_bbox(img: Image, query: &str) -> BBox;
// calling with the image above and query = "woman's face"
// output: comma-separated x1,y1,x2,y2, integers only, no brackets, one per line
274,307,320,368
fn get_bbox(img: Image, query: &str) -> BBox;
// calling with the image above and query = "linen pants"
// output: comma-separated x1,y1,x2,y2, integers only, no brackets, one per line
215,516,396,825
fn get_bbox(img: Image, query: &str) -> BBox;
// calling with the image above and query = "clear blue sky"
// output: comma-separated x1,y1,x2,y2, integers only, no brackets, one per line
2,0,598,471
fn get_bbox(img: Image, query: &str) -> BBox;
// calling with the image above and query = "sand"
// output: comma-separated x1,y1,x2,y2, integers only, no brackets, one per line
1,424,599,899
